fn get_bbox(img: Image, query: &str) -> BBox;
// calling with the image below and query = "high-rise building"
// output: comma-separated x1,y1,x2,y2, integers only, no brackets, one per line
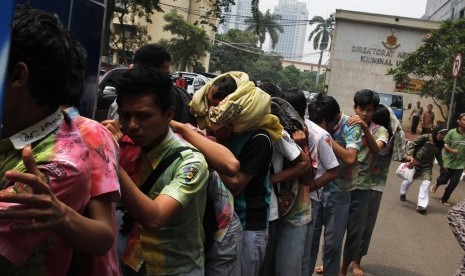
423,0,465,20
273,0,309,61
218,0,253,34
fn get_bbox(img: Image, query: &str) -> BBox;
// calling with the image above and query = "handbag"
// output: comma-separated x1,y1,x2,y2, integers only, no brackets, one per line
395,162,415,182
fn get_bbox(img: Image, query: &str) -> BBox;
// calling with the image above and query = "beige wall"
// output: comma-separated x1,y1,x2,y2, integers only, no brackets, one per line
326,10,447,128
282,59,326,73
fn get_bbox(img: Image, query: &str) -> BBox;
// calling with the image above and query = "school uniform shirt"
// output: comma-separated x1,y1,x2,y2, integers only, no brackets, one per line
230,130,273,231
328,113,362,192
305,119,339,201
64,107,121,276
122,129,208,275
355,122,388,190
0,110,91,276
443,128,465,170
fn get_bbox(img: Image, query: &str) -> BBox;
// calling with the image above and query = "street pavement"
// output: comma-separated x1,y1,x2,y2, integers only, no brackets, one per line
312,135,464,275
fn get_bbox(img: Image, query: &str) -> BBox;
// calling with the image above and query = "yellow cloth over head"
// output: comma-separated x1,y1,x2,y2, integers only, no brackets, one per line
189,71,282,141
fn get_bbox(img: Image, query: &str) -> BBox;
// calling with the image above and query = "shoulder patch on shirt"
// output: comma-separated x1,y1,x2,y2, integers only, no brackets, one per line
184,164,201,183
325,136,331,147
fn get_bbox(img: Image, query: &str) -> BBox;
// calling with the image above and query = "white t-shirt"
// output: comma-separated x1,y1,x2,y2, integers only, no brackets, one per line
305,119,339,201
269,130,301,221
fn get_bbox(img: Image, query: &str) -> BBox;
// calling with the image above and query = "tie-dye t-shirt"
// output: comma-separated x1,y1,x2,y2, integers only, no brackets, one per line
355,122,388,190
0,110,91,276
328,113,362,192
122,129,208,275
64,107,121,276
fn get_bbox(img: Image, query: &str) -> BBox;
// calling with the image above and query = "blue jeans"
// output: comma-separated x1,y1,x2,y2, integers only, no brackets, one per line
275,220,309,276
321,188,350,276
241,229,269,276
343,189,372,262
206,213,243,276
302,199,323,276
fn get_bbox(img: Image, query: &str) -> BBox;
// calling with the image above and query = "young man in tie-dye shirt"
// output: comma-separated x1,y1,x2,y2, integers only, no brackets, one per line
0,5,113,275
340,90,388,276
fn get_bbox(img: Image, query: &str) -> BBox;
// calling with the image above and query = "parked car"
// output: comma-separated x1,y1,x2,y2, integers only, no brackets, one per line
172,72,210,95
95,67,128,122
303,91,319,104
377,92,404,123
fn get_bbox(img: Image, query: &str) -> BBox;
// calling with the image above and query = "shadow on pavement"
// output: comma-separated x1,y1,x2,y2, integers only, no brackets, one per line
363,264,425,276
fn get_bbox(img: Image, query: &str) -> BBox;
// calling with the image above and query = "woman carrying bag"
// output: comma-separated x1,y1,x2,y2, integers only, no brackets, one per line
399,125,448,214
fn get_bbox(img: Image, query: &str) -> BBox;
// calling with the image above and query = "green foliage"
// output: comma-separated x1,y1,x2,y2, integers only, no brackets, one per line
210,29,261,73
276,66,325,92
244,9,284,49
247,53,283,82
387,18,465,103
111,0,159,64
162,10,211,71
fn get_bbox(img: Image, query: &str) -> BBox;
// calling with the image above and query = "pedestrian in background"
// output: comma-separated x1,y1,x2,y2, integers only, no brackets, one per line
409,101,423,135
421,104,435,134
431,113,465,206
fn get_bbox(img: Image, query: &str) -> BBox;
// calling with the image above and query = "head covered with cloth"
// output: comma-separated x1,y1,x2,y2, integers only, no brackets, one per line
189,71,283,141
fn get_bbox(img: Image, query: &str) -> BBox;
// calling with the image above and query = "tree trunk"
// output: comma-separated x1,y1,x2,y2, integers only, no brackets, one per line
431,97,447,121
315,50,323,87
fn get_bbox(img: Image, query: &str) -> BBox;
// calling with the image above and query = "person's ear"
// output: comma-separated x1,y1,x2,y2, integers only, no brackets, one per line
10,62,29,87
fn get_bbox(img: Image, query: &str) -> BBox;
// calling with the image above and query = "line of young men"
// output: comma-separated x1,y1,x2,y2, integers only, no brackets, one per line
1,5,396,276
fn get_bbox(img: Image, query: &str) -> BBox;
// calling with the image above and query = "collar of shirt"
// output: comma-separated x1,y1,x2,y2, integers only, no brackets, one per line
145,128,178,170
8,109,63,150
63,106,80,120
332,112,347,136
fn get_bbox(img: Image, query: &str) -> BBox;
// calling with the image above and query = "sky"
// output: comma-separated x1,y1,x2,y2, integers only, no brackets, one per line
259,0,428,63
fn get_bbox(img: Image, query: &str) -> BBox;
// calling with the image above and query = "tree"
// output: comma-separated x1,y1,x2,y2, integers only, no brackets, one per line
103,0,238,60
244,9,284,49
247,52,283,81
278,65,301,90
162,10,211,71
110,0,158,65
210,29,261,73
308,13,335,87
387,18,465,121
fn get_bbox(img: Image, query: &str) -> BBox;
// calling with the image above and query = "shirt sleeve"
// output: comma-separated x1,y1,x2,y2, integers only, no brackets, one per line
160,153,209,208
318,133,339,171
78,119,121,198
275,132,301,162
238,132,273,176
375,126,389,146
345,124,362,150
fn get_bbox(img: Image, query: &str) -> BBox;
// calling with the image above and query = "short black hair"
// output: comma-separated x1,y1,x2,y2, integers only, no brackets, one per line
133,44,171,69
9,5,87,108
353,89,380,109
308,93,340,124
116,66,174,114
372,104,392,140
282,88,307,119
211,76,237,100
258,81,284,98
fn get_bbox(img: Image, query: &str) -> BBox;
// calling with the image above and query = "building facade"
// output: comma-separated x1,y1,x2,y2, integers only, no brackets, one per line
272,0,308,60
282,59,326,73
423,0,465,20
326,10,444,128
108,0,216,71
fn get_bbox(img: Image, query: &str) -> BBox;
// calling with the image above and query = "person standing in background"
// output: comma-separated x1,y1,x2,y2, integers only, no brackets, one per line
421,104,435,134
409,101,423,135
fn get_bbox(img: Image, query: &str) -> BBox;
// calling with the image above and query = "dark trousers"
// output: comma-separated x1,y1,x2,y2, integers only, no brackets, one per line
437,168,463,202
411,116,420,134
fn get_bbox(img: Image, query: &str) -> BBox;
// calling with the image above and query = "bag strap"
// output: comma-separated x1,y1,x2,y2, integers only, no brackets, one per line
140,146,199,195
